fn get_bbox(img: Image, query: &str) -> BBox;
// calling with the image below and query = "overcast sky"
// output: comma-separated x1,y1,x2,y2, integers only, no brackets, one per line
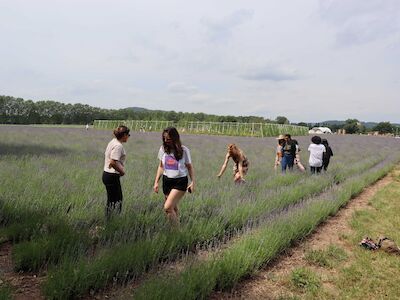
0,0,399,123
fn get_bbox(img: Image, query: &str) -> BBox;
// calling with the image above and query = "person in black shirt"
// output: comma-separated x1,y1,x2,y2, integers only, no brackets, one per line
321,138,333,171
280,134,297,173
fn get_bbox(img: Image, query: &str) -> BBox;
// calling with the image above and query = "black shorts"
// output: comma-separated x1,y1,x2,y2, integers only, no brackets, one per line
162,175,188,195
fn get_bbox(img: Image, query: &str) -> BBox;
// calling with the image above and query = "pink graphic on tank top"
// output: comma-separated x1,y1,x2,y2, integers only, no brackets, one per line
165,155,179,170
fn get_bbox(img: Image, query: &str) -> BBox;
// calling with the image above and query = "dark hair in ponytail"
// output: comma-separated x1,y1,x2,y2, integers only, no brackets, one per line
114,125,130,140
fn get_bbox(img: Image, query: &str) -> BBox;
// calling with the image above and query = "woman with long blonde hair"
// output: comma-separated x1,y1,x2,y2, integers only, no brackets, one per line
217,143,249,184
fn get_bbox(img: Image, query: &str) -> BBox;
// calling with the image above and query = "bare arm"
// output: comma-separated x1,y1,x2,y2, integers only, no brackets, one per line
217,153,230,177
109,159,125,176
153,161,164,193
274,153,281,169
238,160,245,179
185,163,195,192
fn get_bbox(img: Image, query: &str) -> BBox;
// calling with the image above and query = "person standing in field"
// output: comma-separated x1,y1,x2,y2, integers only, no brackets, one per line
280,134,297,173
153,127,195,227
321,138,333,171
292,139,306,172
217,143,249,184
274,135,285,170
102,125,130,220
308,135,326,174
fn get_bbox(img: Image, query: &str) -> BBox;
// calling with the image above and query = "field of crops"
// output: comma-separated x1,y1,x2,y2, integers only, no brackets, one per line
1,125,400,299
93,119,309,137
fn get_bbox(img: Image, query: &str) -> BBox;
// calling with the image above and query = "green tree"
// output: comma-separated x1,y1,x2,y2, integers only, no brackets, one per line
343,119,362,134
295,122,313,129
373,122,393,134
275,116,289,124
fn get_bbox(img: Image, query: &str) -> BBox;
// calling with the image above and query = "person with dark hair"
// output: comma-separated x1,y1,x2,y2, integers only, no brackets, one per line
292,139,306,172
280,134,297,173
308,135,326,174
217,143,249,184
102,125,130,219
321,139,333,171
153,127,195,227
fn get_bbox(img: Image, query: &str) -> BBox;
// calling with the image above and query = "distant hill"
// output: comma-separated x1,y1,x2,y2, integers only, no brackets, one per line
318,120,400,129
125,107,149,112
319,120,345,126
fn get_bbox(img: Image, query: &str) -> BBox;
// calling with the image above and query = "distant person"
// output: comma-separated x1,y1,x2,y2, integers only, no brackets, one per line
274,135,285,171
321,138,334,171
85,124,89,130
217,143,249,184
153,127,195,227
292,139,306,172
280,134,297,173
102,125,130,220
308,135,326,174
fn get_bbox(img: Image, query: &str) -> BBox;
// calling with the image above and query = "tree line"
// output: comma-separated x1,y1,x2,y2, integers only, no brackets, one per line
1,95,398,134
0,95,289,125
298,119,399,135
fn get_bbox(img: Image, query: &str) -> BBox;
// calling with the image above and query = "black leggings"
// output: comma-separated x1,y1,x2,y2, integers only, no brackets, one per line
323,159,330,171
310,166,322,174
102,171,123,218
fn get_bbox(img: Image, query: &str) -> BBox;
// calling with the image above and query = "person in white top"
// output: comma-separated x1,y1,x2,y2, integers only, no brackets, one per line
102,125,130,219
153,127,195,227
308,135,326,174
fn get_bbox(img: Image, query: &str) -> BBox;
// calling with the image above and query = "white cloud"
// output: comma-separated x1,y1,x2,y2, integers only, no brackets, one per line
0,1,399,123
167,82,199,95
201,9,254,42
239,64,300,81
318,0,400,46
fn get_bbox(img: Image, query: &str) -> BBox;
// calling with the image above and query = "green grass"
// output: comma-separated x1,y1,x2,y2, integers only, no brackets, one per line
290,267,321,292
334,175,400,299
0,281,12,300
305,245,348,268
256,167,400,300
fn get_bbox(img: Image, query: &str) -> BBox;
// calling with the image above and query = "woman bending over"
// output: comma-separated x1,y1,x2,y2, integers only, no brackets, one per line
217,143,249,184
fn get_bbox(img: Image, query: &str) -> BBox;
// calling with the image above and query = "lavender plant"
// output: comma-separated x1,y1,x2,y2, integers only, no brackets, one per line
0,125,399,299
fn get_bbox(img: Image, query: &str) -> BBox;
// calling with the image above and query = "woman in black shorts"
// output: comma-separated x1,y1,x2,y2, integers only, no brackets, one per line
153,127,195,227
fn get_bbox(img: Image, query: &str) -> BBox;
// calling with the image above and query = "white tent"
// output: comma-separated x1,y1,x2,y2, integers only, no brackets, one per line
308,127,333,134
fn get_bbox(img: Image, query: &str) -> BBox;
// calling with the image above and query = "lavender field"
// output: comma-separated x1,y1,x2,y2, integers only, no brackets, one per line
1,125,400,299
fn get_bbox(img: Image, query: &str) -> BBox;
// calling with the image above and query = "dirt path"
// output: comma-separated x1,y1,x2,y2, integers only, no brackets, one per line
211,169,398,299
0,242,44,300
